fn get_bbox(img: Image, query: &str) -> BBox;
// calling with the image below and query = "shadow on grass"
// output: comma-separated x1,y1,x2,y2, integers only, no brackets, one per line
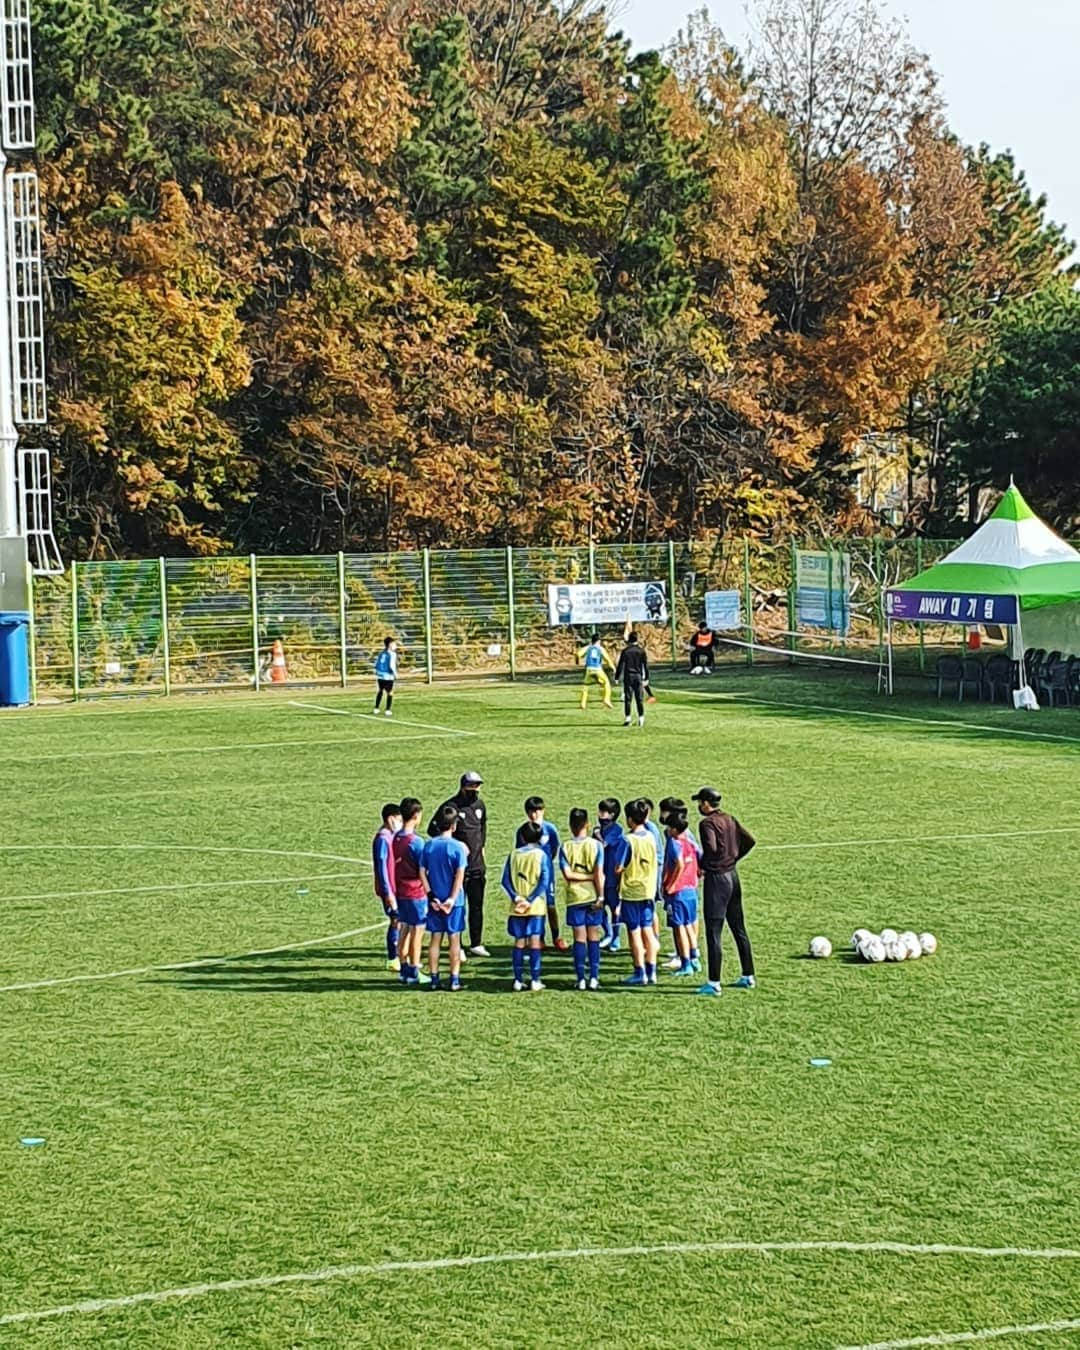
658,665,1080,756
151,946,690,997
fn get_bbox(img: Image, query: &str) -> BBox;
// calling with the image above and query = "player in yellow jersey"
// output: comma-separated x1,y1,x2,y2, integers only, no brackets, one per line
559,808,605,990
614,799,660,985
501,821,552,992
577,631,614,710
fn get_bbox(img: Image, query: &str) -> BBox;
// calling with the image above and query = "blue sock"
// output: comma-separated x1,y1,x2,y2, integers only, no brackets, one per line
690,946,700,960
529,949,542,981
645,961,656,981
430,971,441,989
386,921,397,960
573,941,587,981
681,956,693,971
587,939,600,980
512,948,524,982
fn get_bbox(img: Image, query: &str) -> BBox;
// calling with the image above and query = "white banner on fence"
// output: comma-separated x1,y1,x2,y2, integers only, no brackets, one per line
547,581,668,627
704,590,742,630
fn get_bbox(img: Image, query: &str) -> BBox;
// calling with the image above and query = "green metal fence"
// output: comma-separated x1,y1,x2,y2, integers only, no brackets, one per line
28,538,982,701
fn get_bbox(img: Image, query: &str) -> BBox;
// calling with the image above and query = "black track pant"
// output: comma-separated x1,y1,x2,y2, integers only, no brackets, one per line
689,648,715,670
374,679,394,710
623,677,644,717
702,868,754,982
465,870,486,948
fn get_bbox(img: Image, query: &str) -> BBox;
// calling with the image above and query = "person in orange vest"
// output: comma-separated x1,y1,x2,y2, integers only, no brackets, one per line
689,622,716,674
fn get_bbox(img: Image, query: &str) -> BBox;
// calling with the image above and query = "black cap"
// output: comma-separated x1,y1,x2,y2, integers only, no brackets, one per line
461,770,483,786
691,786,721,804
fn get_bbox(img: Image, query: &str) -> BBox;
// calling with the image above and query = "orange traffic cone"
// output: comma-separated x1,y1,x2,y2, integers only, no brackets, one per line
269,638,288,682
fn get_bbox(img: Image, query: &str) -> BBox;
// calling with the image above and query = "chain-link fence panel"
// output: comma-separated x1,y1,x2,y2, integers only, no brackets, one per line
678,538,750,668
165,557,254,689
255,555,340,685
512,544,591,673
428,549,509,676
344,551,426,682
30,570,73,699
75,560,164,695
591,542,673,669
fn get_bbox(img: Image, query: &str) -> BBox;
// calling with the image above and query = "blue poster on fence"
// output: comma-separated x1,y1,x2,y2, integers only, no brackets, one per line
704,590,742,630
795,549,851,634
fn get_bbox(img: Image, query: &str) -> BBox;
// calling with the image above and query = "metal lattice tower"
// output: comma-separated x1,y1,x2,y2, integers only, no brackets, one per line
0,0,58,574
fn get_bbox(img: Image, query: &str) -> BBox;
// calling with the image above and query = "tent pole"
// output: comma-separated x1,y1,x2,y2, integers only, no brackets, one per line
887,617,894,695
1013,598,1025,699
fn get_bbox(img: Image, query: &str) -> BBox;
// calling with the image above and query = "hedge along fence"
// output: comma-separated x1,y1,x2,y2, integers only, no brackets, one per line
28,539,975,701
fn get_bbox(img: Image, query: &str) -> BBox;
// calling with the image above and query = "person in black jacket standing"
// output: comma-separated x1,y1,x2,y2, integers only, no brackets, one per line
692,786,756,996
431,771,490,957
614,632,649,728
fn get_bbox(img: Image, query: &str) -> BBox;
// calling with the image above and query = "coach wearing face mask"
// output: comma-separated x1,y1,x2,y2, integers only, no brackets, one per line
431,771,489,958
691,786,756,997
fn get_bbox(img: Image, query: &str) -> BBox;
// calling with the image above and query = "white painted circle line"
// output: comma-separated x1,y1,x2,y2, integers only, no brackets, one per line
0,924,383,994
1,872,368,906
837,1315,1080,1349
0,1239,1076,1328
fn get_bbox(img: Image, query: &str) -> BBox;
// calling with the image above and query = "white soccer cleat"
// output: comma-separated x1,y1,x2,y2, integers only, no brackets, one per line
588,977,600,991
529,979,545,993
665,954,683,971
512,980,524,992
385,710,393,718
809,936,832,959
576,978,587,991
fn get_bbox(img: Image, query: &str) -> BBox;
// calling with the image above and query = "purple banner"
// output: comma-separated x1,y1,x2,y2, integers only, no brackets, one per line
885,590,1018,625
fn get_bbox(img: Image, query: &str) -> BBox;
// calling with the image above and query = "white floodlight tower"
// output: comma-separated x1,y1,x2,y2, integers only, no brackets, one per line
0,0,58,575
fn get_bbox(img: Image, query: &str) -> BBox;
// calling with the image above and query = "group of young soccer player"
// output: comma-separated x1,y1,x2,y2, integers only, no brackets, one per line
371,792,711,993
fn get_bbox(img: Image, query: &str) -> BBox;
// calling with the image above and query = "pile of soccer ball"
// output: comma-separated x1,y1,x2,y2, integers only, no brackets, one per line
808,930,939,962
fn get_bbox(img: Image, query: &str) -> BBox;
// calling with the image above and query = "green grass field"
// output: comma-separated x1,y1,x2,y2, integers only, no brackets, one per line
2,669,1079,1348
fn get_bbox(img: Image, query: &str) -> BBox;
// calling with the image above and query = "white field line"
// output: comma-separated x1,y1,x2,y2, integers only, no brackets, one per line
1,1239,1076,1329
0,923,383,994
838,1316,1080,1349
0,843,369,866
0,871,367,906
0,731,464,765
287,699,476,736
671,687,1080,747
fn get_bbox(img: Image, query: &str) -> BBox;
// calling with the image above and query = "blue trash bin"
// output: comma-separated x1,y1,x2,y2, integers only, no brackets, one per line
0,610,31,707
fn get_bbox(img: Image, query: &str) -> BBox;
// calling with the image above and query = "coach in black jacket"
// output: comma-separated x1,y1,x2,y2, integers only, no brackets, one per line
614,633,650,726
430,770,489,956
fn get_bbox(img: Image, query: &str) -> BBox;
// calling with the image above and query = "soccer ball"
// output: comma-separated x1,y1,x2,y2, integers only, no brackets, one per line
918,932,938,956
900,931,922,960
851,928,872,950
859,936,886,963
809,936,832,959
879,928,899,944
884,938,907,962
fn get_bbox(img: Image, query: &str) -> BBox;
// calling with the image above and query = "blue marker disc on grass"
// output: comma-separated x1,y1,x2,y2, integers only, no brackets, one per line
20,1137,45,1146
296,887,310,896
809,1058,832,1068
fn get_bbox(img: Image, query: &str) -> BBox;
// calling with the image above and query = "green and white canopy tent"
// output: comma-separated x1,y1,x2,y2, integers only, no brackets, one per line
884,484,1080,697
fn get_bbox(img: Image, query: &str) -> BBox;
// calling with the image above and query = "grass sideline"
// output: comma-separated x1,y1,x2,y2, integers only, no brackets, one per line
2,669,1079,1347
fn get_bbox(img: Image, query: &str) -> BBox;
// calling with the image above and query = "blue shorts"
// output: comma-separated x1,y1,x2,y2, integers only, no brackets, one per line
397,897,428,927
621,900,655,931
426,904,466,935
507,914,545,940
566,902,604,930
666,891,698,928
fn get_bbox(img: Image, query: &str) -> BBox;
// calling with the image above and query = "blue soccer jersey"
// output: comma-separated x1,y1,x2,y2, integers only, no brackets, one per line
596,818,625,904
374,647,397,680
422,835,469,904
